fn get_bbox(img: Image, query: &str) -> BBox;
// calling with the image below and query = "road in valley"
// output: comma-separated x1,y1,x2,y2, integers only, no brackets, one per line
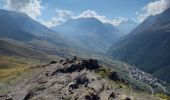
123,64,154,95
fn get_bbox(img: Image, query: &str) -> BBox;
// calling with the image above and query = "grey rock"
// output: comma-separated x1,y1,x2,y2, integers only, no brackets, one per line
1,58,160,100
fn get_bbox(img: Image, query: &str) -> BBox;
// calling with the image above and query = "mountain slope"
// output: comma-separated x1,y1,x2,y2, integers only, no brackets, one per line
0,9,91,71
0,39,47,60
0,9,69,47
116,20,138,34
0,9,87,61
108,8,170,82
52,17,123,51
154,65,170,83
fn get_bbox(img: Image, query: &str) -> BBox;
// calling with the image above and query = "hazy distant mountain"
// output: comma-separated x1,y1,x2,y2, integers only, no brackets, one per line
52,17,123,51
0,9,69,47
108,8,170,82
0,9,89,61
116,20,138,34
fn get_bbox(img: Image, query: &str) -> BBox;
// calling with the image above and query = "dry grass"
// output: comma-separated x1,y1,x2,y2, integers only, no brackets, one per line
0,64,28,79
155,93,170,100
0,56,40,83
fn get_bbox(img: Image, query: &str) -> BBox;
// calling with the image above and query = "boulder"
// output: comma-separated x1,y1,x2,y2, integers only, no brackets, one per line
88,81,104,93
108,71,125,83
99,90,116,100
84,92,100,100
50,61,57,64
75,73,89,86
124,97,131,100
59,64,84,73
68,82,79,92
82,59,100,70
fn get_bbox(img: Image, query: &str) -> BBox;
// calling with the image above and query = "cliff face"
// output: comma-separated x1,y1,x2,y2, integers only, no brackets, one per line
1,57,161,100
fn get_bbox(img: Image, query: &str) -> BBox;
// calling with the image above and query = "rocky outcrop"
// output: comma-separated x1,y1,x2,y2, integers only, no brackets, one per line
0,57,160,100
108,71,126,83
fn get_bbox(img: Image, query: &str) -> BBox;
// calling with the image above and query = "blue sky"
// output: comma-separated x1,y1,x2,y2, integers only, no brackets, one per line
0,0,170,27
41,0,150,20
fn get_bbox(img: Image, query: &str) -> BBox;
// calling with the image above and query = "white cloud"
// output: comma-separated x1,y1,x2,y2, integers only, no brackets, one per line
3,0,43,19
112,17,128,26
74,10,128,26
40,9,73,27
41,9,128,27
1,1,128,27
137,0,170,22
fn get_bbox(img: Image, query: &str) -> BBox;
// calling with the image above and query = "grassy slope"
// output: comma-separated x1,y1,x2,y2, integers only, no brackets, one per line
0,39,52,82
0,39,46,58
0,56,38,81
0,39,43,82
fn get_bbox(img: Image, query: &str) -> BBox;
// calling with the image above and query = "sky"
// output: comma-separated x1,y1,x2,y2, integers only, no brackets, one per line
0,0,170,27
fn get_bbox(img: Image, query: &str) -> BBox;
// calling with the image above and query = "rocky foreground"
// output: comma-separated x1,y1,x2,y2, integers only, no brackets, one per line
1,57,162,100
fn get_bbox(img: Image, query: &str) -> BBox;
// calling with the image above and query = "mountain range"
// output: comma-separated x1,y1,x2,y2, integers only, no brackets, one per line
0,9,85,60
0,9,66,45
51,17,123,51
108,8,170,83
0,8,170,83
0,7,170,98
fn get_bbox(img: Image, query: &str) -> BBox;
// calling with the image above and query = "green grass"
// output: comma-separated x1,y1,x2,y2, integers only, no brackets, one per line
96,67,111,78
155,93,170,100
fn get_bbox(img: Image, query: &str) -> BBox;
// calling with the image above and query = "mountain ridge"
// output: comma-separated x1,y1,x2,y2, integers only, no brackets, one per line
0,9,71,47
52,17,123,51
0,57,164,100
108,8,170,83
